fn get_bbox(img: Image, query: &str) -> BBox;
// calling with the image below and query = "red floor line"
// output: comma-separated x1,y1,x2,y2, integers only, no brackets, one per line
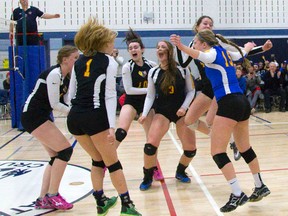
156,160,177,216
159,167,288,181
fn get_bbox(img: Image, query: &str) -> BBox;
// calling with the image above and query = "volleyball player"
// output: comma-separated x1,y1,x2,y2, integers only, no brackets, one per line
138,40,196,190
67,18,141,216
171,30,270,212
177,15,273,161
21,45,79,210
115,28,165,181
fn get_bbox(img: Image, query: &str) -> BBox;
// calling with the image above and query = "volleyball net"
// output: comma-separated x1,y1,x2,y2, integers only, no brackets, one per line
0,17,20,75
1,0,47,128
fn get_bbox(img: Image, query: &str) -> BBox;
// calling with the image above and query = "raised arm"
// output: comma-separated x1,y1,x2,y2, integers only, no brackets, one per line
170,34,201,59
247,40,273,56
41,13,60,19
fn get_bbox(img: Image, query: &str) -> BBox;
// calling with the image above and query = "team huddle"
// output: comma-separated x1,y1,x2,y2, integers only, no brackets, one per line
20,15,272,215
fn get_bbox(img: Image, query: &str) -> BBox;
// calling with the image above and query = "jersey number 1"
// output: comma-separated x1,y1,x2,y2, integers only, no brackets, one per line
84,59,93,77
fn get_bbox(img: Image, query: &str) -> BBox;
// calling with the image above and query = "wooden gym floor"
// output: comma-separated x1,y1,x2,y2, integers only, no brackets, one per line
0,110,287,216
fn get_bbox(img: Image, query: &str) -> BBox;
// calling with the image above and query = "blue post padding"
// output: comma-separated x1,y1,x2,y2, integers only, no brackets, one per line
9,46,46,129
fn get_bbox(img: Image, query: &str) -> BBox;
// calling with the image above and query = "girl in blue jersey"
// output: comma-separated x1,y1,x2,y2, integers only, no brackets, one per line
138,40,196,191
21,45,79,210
171,30,270,213
177,16,273,161
67,18,141,216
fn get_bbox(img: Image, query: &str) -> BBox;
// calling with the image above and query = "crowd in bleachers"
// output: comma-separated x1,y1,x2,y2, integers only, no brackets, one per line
115,55,288,115
235,58,288,113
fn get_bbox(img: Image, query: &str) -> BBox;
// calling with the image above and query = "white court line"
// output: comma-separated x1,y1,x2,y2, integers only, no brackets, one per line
168,129,224,216
249,122,288,126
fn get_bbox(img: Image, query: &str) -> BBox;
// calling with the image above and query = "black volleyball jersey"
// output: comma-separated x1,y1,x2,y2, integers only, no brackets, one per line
176,42,208,87
69,53,117,128
23,64,70,115
142,66,195,116
122,58,157,95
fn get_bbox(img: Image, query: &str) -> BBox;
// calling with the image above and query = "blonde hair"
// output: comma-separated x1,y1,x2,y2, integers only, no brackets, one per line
74,17,117,56
196,30,251,69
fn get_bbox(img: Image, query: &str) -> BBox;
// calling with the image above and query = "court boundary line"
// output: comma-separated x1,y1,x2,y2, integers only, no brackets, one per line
156,160,177,216
168,129,224,216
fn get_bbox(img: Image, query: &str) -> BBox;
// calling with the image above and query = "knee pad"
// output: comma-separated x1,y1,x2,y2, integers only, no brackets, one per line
241,147,257,164
213,153,231,169
92,159,105,168
107,160,123,173
144,143,157,156
188,120,199,130
184,149,197,158
56,146,73,162
115,128,127,142
48,156,56,166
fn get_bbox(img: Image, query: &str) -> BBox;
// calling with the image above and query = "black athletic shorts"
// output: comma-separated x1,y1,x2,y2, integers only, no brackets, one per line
155,107,182,123
67,108,110,136
21,110,53,133
201,81,214,99
217,93,250,122
124,94,146,115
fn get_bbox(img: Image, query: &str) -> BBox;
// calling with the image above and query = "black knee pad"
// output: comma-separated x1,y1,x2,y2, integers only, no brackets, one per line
213,153,231,169
107,160,123,173
48,156,56,166
115,128,127,142
92,159,105,168
144,143,157,156
56,146,73,162
241,147,257,164
184,149,197,158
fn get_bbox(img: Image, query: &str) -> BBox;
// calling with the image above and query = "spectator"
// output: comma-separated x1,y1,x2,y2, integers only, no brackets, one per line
253,63,259,74
10,0,60,45
262,62,286,113
236,68,246,94
3,72,10,92
3,72,10,91
257,61,265,74
280,61,288,111
0,72,10,117
0,89,9,106
246,66,262,113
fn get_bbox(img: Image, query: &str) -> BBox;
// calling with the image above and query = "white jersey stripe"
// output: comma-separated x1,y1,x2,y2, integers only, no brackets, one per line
23,79,47,112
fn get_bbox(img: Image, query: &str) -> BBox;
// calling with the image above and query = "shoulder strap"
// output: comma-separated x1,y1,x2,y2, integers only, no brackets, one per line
143,57,154,68
128,59,135,72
